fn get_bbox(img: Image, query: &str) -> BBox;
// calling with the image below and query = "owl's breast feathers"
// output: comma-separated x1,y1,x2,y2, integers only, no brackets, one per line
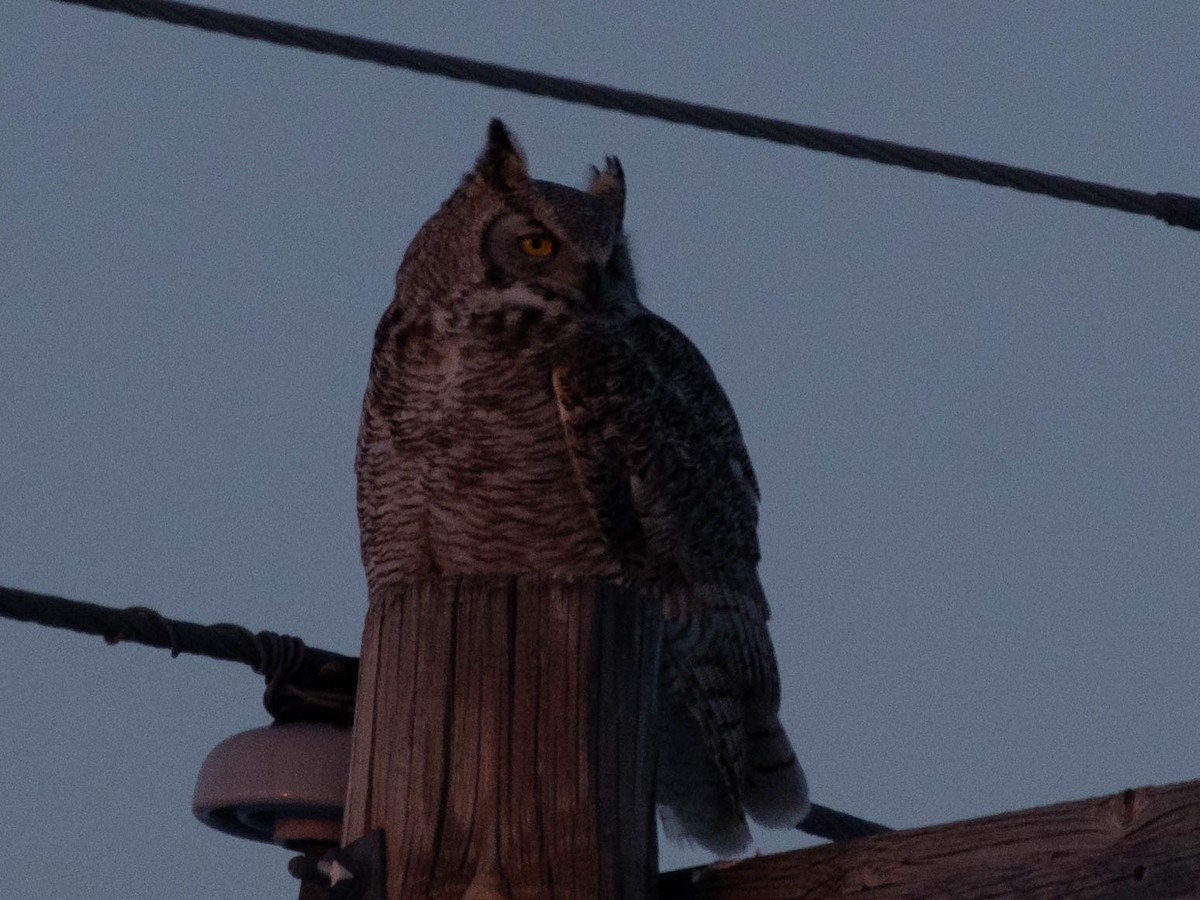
355,304,616,590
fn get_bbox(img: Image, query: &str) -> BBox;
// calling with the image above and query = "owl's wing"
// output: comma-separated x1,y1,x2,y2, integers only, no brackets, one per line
551,312,762,594
551,313,806,855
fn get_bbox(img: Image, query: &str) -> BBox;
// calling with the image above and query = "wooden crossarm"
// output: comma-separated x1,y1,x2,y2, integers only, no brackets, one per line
661,778,1200,899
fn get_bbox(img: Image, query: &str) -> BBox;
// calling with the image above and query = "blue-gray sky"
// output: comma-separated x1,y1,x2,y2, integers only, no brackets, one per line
3,3,1199,897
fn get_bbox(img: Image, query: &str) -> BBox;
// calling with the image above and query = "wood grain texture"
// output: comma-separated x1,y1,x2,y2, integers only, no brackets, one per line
344,575,661,899
660,779,1200,899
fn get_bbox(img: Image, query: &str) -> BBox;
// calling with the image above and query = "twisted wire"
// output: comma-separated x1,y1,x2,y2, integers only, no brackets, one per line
105,605,182,656
0,584,357,723
46,0,1200,232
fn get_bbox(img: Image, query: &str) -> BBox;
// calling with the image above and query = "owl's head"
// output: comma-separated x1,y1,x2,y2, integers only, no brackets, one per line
392,120,638,321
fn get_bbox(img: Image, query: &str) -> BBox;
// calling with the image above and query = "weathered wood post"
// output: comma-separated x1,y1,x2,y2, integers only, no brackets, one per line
343,575,662,899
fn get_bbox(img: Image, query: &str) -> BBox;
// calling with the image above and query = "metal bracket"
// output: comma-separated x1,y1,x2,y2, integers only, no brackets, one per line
289,829,386,900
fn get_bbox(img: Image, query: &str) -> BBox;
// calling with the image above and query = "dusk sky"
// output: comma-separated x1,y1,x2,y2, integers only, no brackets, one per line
3,3,1199,897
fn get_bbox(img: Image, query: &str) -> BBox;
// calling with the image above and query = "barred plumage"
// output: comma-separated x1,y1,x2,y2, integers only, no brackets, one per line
356,119,808,856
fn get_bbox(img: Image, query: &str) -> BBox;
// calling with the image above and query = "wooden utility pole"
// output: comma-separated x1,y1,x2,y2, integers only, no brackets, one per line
343,575,662,899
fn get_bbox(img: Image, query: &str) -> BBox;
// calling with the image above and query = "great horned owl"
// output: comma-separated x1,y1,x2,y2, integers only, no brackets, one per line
356,120,808,856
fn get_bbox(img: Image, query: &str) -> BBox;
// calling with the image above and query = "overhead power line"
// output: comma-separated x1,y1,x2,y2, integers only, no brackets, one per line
2,582,889,841
48,0,1200,233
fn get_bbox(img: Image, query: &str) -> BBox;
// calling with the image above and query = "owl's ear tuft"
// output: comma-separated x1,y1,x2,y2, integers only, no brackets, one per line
587,156,625,226
475,119,529,191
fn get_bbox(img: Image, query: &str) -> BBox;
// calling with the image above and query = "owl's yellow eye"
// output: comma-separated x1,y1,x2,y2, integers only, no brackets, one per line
518,234,556,258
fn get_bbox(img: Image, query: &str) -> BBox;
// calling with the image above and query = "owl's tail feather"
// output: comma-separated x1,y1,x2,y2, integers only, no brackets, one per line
657,696,753,857
656,581,806,855
742,705,810,828
660,803,752,860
